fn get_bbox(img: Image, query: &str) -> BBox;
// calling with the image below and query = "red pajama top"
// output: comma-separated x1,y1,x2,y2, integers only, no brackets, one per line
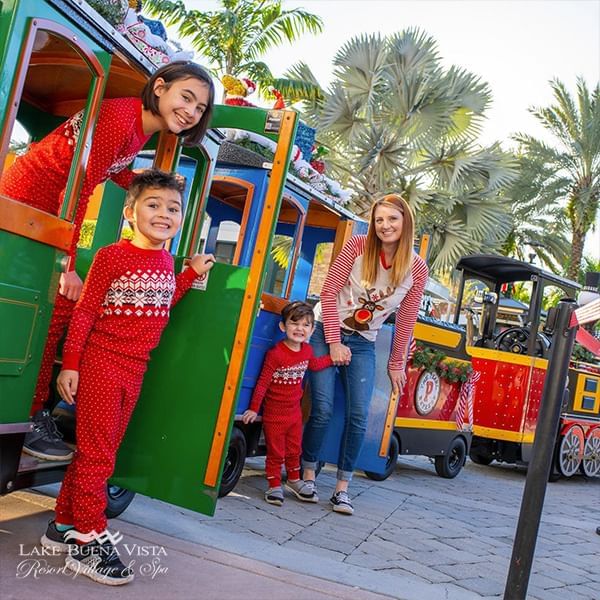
61,240,198,373
314,235,428,371
249,341,333,413
0,98,150,267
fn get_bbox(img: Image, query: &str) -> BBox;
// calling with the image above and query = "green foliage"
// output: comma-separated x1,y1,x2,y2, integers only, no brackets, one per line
270,234,292,268
572,342,600,365
512,77,600,280
500,149,570,273
143,0,323,94
412,345,473,383
77,219,96,249
282,29,518,273
233,137,275,161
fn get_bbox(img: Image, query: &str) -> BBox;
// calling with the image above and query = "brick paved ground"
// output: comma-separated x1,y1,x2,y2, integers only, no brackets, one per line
120,455,600,599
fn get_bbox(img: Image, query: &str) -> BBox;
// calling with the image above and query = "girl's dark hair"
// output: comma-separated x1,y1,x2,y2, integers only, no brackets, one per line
125,168,184,210
281,301,315,325
141,61,215,146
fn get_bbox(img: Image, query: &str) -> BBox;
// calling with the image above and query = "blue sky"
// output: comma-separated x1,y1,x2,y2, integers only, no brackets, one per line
182,0,599,259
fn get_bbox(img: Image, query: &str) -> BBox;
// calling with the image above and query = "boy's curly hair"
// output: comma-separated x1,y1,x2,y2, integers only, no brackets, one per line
281,301,315,325
124,169,184,210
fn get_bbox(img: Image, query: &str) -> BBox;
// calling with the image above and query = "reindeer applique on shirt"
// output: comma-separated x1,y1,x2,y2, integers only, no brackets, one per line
343,286,396,331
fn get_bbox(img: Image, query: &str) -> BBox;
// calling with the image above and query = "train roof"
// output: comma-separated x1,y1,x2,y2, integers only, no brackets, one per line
456,254,580,291
217,140,363,222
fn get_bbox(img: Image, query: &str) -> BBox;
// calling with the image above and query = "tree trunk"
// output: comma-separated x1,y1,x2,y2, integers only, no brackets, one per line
567,228,585,281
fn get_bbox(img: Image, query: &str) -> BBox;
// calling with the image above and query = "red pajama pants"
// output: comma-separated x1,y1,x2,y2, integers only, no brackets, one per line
54,347,145,534
31,293,75,414
263,408,302,488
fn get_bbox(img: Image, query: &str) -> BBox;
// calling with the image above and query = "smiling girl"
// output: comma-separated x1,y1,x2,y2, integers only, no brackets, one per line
302,193,428,516
0,61,215,460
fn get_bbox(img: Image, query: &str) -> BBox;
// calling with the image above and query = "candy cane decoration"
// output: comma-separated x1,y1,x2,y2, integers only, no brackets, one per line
456,370,481,430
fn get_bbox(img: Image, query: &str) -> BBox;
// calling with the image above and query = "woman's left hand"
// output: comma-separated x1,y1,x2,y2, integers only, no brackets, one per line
388,368,407,395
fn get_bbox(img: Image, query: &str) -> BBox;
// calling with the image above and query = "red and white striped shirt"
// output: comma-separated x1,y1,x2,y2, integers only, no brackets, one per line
314,235,428,370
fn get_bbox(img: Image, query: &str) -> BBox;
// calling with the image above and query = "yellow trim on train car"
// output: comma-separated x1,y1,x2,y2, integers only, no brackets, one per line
379,391,400,456
467,346,548,370
573,373,600,414
414,322,462,349
394,417,459,431
471,424,535,444
204,111,297,488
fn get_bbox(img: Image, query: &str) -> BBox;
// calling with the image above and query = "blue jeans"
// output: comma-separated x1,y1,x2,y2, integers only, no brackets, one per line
302,322,376,481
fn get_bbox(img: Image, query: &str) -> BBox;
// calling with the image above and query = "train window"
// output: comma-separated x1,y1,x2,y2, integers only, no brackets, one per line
0,25,100,218
585,379,598,393
307,242,333,297
263,196,305,298
204,178,252,265
582,396,596,410
214,221,240,264
77,184,107,249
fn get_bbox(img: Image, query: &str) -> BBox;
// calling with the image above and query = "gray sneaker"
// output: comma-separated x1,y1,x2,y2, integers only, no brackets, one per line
23,409,73,461
264,487,284,506
330,490,354,515
285,479,318,502
41,520,74,553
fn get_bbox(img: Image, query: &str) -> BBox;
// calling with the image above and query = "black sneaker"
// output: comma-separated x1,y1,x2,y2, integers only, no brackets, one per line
65,539,134,585
40,520,74,553
330,490,354,515
23,409,73,461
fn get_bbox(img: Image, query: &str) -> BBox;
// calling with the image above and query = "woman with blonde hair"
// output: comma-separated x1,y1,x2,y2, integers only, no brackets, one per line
302,193,428,515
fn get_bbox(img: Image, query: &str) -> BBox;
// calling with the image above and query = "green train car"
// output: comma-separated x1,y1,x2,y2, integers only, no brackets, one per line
0,0,383,518
0,0,301,517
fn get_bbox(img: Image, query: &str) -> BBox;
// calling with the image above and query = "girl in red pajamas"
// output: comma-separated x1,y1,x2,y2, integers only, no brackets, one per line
242,301,332,506
39,169,215,585
0,61,215,461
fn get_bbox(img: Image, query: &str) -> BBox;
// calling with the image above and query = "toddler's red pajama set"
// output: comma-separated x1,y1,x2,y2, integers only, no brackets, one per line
54,240,198,534
249,341,332,487
0,98,150,413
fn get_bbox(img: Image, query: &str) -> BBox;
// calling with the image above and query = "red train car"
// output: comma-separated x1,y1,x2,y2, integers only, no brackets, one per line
388,255,600,480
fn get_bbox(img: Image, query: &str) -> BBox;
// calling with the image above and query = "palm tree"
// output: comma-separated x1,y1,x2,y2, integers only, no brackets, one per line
277,30,518,272
500,151,570,273
514,78,600,280
143,0,323,95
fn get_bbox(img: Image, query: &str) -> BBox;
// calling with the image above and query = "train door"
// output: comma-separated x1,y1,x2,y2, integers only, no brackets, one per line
0,2,109,491
111,106,298,516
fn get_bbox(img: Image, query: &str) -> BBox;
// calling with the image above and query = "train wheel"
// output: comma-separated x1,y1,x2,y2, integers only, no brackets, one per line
557,425,585,477
218,427,247,498
469,450,493,466
434,437,466,479
581,429,600,477
364,435,400,481
105,485,136,518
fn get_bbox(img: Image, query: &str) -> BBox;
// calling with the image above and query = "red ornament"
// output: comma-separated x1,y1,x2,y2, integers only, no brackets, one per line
310,159,325,174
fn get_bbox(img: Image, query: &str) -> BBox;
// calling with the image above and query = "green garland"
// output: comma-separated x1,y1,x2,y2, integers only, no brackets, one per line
412,344,473,383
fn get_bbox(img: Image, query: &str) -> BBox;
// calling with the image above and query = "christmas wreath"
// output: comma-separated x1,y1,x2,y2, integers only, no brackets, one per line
411,345,472,383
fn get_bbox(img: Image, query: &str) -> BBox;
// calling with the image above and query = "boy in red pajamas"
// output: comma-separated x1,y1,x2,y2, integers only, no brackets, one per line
39,169,215,585
242,301,332,506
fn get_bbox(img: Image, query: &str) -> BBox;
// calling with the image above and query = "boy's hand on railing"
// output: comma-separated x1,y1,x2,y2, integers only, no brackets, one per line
57,369,79,405
242,410,257,424
59,271,83,301
189,253,216,276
